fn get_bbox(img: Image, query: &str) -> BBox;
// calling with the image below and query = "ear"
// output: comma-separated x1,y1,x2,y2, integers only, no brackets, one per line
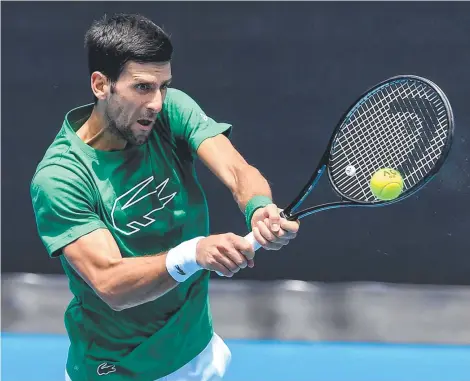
90,72,111,100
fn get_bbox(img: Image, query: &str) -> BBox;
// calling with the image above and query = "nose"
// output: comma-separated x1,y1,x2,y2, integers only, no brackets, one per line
147,90,163,113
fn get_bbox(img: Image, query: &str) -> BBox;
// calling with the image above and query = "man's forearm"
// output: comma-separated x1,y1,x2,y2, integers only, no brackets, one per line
64,228,205,312
96,253,179,311
232,165,273,213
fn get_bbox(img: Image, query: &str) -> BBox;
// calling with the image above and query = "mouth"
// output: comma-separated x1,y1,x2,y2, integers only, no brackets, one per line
137,119,154,130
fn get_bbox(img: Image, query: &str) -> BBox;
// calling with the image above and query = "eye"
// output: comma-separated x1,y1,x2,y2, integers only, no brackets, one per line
161,83,170,91
135,83,153,92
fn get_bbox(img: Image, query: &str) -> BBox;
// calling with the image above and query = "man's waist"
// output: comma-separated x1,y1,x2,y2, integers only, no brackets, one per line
66,304,213,381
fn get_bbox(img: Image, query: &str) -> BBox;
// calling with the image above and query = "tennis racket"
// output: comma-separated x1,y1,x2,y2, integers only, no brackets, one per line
244,74,454,251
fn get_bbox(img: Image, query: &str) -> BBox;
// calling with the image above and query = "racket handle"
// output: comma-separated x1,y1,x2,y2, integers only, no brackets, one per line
216,232,262,277
244,231,262,251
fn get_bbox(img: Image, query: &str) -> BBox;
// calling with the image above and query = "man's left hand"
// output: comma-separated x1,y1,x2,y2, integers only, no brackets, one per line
250,204,299,250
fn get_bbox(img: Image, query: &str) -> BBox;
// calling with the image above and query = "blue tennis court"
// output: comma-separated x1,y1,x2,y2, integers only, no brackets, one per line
2,333,469,381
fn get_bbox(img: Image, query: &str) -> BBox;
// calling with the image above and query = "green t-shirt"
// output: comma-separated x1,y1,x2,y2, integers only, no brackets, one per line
30,88,232,381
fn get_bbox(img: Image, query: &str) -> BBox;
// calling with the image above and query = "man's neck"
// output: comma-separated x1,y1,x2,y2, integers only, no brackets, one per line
76,107,127,152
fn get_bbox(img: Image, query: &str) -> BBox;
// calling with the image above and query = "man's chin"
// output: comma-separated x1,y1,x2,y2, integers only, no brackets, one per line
129,134,151,146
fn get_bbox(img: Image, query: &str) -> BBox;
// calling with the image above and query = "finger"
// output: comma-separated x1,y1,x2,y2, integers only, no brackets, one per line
257,220,277,243
224,247,248,269
252,226,269,248
228,234,256,260
256,221,285,250
211,261,234,277
265,204,281,232
264,242,285,251
265,223,292,239
219,252,242,273
260,219,290,245
272,227,295,240
247,258,255,268
274,224,297,240
280,218,300,234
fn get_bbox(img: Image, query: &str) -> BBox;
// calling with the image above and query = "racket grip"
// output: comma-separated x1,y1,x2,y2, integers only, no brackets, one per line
215,232,262,277
244,231,262,251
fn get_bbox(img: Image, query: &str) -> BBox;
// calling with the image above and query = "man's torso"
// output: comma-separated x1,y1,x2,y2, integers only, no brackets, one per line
32,91,229,380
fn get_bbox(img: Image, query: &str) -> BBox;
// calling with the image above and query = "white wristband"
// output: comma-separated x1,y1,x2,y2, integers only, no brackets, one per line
166,237,204,282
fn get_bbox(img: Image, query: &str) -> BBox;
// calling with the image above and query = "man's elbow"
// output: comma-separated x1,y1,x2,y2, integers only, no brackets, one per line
105,297,126,311
94,283,160,312
94,281,127,311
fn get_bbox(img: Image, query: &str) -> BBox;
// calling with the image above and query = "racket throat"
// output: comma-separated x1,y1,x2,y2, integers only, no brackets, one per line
283,163,327,217
290,201,356,220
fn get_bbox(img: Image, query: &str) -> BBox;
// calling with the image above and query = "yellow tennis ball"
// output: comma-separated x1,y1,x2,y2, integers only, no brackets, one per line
370,168,404,200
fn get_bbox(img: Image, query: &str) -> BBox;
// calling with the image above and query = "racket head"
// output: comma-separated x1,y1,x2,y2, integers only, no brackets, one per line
326,75,454,205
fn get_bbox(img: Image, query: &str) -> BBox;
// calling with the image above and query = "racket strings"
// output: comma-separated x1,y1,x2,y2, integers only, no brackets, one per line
330,80,450,202
335,109,422,197
334,88,425,196
395,85,448,182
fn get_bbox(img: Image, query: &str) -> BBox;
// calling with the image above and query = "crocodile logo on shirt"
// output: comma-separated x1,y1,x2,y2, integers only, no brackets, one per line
97,362,116,376
111,177,177,236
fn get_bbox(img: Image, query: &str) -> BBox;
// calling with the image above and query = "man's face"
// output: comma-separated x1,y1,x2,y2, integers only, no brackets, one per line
102,61,172,146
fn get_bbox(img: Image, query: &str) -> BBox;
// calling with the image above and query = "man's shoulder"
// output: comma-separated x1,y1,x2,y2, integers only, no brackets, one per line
163,88,200,110
160,87,210,127
32,130,89,192
34,132,74,175
165,87,189,101
34,104,93,179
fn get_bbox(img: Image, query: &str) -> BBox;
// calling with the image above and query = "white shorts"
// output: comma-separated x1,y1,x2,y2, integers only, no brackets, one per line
65,333,232,381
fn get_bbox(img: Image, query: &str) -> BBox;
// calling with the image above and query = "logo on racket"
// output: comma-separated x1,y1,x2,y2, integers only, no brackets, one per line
345,165,356,176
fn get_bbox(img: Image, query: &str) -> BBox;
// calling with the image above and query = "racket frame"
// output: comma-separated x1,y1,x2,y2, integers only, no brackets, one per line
282,75,455,221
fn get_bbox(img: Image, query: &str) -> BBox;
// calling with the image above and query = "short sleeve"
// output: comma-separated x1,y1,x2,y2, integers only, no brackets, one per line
162,88,233,154
30,165,106,257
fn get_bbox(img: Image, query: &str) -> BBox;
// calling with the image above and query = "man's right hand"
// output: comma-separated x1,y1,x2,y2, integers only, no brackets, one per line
196,233,255,277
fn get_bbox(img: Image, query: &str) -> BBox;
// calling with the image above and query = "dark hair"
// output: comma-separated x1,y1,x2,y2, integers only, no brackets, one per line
85,13,173,91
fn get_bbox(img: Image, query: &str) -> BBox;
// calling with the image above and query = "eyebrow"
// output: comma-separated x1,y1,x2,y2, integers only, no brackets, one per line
132,77,172,85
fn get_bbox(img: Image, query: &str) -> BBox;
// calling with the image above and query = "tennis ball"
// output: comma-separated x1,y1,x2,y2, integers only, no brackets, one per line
369,168,404,201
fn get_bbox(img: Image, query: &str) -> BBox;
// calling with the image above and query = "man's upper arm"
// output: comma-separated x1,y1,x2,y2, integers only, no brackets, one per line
31,165,125,301
62,227,122,293
196,134,251,192
30,165,106,257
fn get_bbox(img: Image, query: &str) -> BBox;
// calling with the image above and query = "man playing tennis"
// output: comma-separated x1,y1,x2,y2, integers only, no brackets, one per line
30,13,299,381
